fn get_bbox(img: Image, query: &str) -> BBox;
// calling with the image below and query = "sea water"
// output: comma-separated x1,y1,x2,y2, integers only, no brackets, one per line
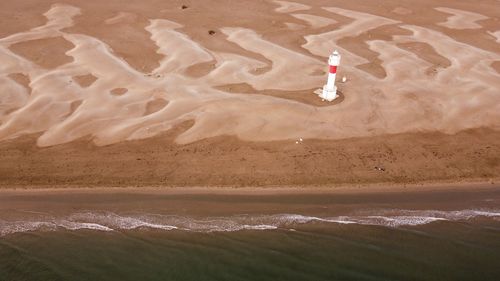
1,187,499,280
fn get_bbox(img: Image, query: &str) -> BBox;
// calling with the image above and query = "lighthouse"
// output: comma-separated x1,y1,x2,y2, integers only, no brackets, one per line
320,50,341,101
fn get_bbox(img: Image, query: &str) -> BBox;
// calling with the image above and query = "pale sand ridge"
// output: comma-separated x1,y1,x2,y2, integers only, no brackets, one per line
488,30,500,43
146,19,213,74
105,12,138,25
291,14,337,28
273,0,310,13
284,22,306,31
0,4,80,46
220,27,324,90
303,7,399,68
435,7,489,30
0,2,499,147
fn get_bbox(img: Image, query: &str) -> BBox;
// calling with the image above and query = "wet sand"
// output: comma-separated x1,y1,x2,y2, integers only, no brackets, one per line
0,0,499,188
1,183,499,229
1,181,499,229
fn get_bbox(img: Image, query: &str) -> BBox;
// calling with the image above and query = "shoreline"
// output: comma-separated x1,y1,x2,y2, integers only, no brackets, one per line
1,178,498,195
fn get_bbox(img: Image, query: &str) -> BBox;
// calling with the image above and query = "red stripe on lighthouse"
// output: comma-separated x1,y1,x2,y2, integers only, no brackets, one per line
329,65,337,74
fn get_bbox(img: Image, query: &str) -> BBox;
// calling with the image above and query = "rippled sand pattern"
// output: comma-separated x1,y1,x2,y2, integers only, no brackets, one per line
0,1,499,146
435,7,488,30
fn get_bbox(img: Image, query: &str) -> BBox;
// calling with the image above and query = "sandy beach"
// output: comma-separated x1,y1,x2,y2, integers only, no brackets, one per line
1,127,498,188
0,0,499,188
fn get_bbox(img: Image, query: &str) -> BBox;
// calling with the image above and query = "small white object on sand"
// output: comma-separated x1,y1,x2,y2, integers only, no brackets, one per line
342,76,347,83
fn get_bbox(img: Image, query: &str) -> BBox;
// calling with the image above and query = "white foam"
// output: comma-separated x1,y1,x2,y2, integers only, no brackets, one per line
241,224,278,230
68,212,178,230
57,221,114,231
348,209,500,227
0,221,54,236
354,216,447,227
1,209,499,236
0,220,113,236
273,214,356,224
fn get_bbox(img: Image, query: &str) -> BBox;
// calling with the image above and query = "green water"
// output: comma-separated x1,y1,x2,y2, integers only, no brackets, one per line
1,221,500,281
1,187,500,280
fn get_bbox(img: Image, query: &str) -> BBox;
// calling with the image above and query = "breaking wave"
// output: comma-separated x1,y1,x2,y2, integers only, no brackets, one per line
1,209,499,236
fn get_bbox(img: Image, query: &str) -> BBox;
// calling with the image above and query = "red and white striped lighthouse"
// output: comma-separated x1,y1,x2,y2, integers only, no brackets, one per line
321,50,341,101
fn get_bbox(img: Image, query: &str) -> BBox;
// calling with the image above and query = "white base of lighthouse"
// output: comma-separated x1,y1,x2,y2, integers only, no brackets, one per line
315,86,338,102
321,85,338,102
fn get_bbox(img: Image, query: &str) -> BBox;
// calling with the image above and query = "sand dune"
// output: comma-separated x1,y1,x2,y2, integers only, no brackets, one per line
0,1,499,147
291,14,337,28
147,19,213,74
489,30,500,43
435,7,488,30
105,12,137,25
0,4,79,45
273,0,310,13
303,7,399,70
284,22,306,31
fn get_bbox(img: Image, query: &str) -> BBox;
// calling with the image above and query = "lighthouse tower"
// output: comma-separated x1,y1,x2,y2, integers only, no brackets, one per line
320,50,341,101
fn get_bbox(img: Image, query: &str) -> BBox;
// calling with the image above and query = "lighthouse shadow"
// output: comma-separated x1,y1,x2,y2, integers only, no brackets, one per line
216,83,345,107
